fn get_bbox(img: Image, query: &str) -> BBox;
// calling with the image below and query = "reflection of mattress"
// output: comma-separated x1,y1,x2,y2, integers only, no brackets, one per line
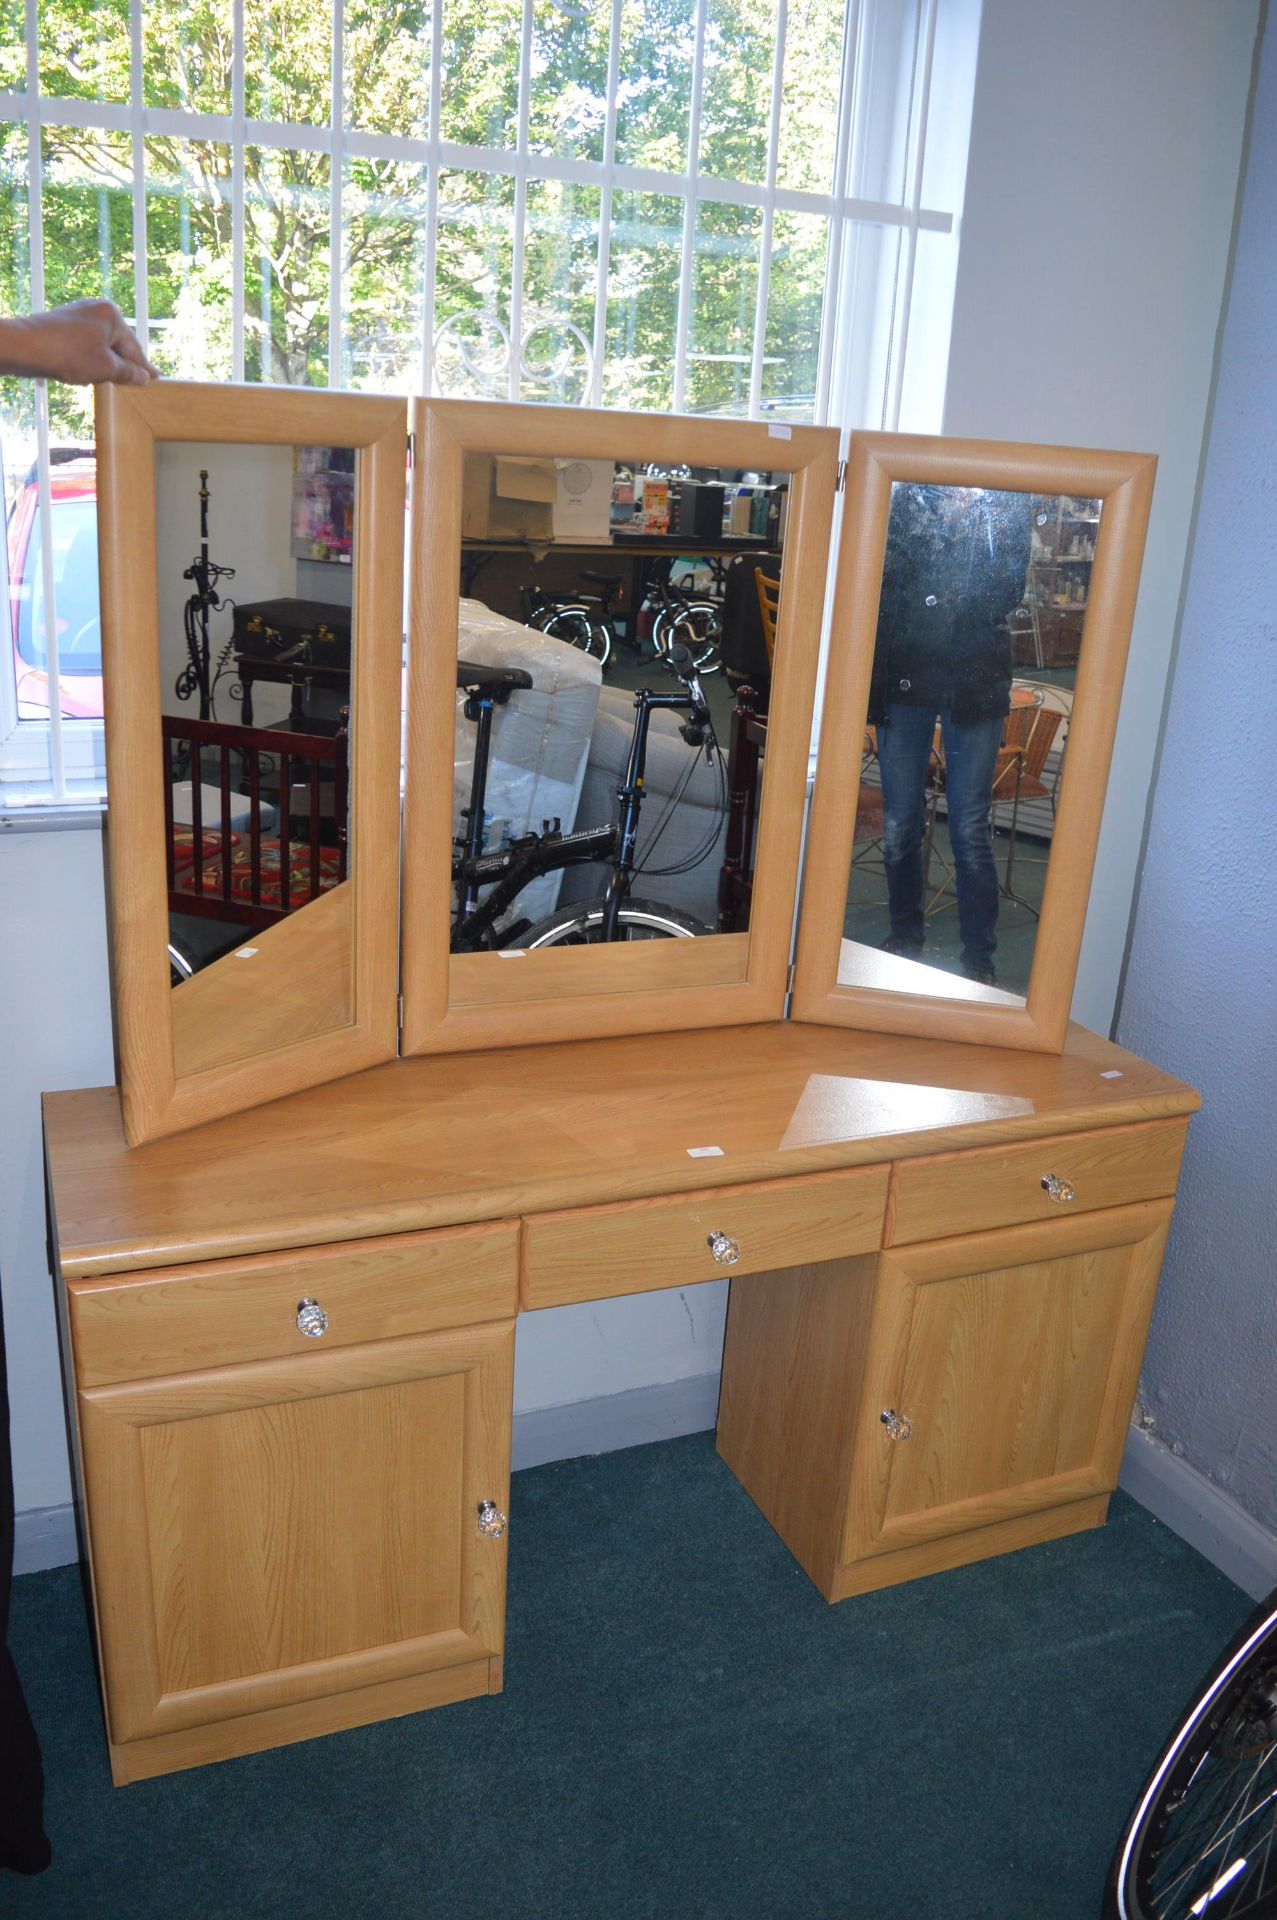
455,599,603,924
171,828,341,910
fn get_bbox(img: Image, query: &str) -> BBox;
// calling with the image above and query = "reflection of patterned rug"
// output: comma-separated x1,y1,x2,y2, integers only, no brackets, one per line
171,828,341,908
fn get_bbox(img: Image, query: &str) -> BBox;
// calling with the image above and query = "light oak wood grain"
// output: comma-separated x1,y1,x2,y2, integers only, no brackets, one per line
840,1199,1174,1567
78,1320,514,1745
827,1495,1109,1601
521,1166,887,1309
95,382,406,1146
885,1117,1187,1244
793,433,1157,1053
43,1020,1198,1279
69,1219,519,1386
399,398,838,1055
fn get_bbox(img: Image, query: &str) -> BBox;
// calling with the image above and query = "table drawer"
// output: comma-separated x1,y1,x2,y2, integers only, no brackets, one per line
68,1220,519,1386
522,1166,889,1310
886,1119,1188,1247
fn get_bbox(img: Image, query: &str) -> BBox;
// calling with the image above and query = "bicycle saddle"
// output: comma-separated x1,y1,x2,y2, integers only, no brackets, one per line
579,570,623,589
456,659,535,696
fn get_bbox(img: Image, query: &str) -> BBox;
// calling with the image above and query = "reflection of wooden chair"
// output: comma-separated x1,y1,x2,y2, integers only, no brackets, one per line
990,697,1064,906
718,684,768,931
854,727,885,848
754,568,780,669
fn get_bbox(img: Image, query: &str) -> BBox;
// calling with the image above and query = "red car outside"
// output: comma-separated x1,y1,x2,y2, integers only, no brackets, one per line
6,455,104,722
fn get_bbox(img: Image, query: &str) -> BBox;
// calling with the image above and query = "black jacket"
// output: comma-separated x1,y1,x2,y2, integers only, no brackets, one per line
867,485,1032,727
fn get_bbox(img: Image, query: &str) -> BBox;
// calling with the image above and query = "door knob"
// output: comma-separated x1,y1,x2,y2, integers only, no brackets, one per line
296,1297,329,1339
707,1231,740,1266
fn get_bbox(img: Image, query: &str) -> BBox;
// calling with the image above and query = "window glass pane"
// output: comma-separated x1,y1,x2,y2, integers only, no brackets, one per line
439,0,520,149
762,209,827,420
346,0,433,139
521,178,598,403
342,157,430,392
528,0,609,164
0,0,25,90
40,127,134,441
38,0,130,100
698,0,778,184
144,138,234,381
244,147,330,384
686,197,760,417
604,189,681,413
613,0,694,172
243,0,331,124
847,0,916,206
142,0,233,114
775,0,843,193
433,169,515,398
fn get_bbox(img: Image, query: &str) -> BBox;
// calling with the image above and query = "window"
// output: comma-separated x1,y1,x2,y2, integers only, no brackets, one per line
0,0,976,801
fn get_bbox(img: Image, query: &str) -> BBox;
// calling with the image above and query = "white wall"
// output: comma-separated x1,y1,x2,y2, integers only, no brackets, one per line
1115,13,1277,1535
943,0,1263,1032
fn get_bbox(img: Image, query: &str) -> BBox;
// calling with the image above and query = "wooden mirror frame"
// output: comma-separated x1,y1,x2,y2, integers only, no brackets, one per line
792,432,1156,1054
400,398,839,1057
96,382,407,1145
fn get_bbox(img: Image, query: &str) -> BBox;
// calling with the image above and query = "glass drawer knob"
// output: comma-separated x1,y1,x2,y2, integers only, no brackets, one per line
296,1297,329,1339
881,1409,913,1442
477,1500,508,1540
707,1231,741,1266
1041,1174,1076,1204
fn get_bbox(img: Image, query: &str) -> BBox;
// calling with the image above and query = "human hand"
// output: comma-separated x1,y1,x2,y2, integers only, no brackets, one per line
0,300,160,385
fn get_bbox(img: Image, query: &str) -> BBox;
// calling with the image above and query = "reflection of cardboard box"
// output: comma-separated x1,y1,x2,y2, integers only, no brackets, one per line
462,454,556,540
553,459,613,542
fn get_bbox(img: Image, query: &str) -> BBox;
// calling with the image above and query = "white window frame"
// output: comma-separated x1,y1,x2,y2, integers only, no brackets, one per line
0,0,974,806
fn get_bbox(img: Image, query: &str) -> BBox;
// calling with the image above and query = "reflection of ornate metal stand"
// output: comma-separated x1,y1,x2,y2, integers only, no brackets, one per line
175,469,235,721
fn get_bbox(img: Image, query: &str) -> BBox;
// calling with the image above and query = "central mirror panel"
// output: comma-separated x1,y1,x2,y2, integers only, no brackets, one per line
840,482,1098,1005
401,400,839,1057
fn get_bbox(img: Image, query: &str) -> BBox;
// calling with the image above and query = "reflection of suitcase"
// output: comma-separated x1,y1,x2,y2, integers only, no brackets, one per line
231,598,352,669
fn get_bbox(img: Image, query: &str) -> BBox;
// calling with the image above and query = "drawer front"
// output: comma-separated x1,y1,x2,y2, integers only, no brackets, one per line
522,1166,889,1310
68,1220,519,1385
886,1119,1188,1247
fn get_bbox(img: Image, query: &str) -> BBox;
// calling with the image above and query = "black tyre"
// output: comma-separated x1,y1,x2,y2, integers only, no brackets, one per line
517,895,706,946
1105,1586,1277,1919
652,599,722,674
540,605,612,670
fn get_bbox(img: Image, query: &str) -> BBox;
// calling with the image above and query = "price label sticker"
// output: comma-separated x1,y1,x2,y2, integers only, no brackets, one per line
687,1145,725,1158
497,949,527,959
235,947,259,959
1100,1070,1124,1080
767,424,793,440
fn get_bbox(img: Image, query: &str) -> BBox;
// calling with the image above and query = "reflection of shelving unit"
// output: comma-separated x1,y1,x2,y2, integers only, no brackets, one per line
1019,496,1100,668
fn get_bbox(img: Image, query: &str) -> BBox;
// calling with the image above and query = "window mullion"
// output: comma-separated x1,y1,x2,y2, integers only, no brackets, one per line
815,0,863,425
885,0,937,430
329,0,345,386
419,0,444,394
588,0,625,409
672,0,709,413
231,0,246,379
747,0,788,418
508,0,534,402
21,0,61,795
128,0,149,352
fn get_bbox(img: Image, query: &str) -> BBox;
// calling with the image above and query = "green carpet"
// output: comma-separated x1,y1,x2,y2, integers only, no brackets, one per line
4,1434,1254,1920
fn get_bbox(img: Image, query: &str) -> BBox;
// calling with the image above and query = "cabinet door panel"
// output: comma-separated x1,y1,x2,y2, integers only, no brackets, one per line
79,1322,514,1746
842,1200,1172,1567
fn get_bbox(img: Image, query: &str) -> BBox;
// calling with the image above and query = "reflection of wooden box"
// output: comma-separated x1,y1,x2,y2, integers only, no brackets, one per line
462,455,556,541
1038,606,1083,668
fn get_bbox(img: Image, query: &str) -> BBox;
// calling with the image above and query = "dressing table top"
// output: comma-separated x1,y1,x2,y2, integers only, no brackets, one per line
43,1022,1198,1280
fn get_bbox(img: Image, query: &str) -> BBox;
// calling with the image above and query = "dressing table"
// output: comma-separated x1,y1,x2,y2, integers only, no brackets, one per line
47,387,1190,1784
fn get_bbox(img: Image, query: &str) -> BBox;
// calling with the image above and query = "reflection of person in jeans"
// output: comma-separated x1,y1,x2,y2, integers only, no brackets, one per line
867,484,1031,986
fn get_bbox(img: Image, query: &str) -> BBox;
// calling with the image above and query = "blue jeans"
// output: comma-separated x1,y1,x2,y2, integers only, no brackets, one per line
876,704,1004,971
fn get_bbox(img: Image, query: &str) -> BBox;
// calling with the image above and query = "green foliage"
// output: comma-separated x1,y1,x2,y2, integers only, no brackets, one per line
2,0,841,427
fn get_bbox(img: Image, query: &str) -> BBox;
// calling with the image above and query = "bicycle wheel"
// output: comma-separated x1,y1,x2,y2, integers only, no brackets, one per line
168,939,196,986
518,895,707,946
652,599,722,674
1106,1587,1277,1920
540,604,612,671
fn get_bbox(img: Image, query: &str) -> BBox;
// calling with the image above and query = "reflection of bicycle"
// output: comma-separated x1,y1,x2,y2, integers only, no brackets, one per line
452,646,724,951
1105,1581,1277,1918
520,576,618,671
647,571,723,675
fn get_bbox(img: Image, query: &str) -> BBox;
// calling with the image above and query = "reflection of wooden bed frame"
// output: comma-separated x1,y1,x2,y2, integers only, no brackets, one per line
163,715,349,931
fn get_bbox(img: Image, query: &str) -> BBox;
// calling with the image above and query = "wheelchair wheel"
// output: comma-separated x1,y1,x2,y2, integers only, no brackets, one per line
1105,1585,1277,1919
518,896,706,945
652,600,722,674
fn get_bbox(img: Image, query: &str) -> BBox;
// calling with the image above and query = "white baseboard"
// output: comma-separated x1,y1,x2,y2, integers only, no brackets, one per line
14,1502,80,1576
511,1371,721,1472
1120,1425,1277,1600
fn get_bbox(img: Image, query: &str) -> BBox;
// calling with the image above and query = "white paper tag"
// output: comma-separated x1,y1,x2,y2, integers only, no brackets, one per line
497,948,527,958
687,1145,725,1158
1100,1069,1123,1079
235,947,258,959
767,424,792,440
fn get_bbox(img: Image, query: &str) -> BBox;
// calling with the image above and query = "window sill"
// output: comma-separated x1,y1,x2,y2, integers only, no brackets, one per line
0,788,106,832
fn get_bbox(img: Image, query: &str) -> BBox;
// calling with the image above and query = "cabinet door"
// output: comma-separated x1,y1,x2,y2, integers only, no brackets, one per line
841,1200,1172,1569
78,1320,514,1749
